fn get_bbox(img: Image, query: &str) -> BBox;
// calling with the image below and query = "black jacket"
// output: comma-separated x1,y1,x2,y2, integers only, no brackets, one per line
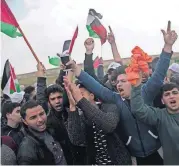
17,128,56,165
1,124,24,148
46,109,76,164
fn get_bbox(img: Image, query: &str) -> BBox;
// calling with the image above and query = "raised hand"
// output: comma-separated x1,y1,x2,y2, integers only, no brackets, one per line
107,26,115,44
69,83,83,102
60,64,66,70
63,76,76,111
84,38,94,54
66,60,81,77
161,21,178,52
36,62,46,77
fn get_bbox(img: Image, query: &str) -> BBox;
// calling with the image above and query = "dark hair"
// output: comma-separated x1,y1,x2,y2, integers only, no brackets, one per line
24,86,35,94
1,94,11,106
116,65,127,74
75,80,98,101
161,83,179,96
20,100,39,119
45,84,63,100
1,101,20,119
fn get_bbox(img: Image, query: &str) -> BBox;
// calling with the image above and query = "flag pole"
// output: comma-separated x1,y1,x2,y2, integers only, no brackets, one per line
18,26,40,63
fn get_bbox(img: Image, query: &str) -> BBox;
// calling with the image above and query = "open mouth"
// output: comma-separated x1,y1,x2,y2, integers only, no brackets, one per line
118,88,124,93
170,100,176,106
38,123,45,129
56,104,61,108
55,105,62,111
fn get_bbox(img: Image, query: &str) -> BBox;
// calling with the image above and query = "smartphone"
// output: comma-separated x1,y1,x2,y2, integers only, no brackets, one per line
57,53,71,70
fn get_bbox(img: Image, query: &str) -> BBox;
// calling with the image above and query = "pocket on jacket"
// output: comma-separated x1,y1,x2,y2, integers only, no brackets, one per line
148,130,158,139
126,136,132,146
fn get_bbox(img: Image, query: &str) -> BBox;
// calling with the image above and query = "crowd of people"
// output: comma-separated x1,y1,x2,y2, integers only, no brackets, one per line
1,22,179,165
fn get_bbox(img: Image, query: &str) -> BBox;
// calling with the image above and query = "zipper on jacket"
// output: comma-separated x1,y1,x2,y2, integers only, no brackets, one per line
125,100,146,156
135,119,146,156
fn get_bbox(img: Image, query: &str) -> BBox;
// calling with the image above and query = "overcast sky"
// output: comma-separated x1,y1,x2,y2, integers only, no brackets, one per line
1,0,179,75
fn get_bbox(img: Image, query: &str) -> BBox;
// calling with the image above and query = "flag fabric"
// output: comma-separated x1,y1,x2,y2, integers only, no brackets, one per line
61,26,78,55
86,9,107,45
68,26,78,54
1,60,21,96
48,56,61,66
93,56,100,69
0,0,22,38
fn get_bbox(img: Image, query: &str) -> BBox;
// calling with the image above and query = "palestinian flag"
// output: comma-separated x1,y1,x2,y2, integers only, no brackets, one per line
68,26,78,54
93,56,100,69
1,60,21,96
0,0,22,38
86,9,107,45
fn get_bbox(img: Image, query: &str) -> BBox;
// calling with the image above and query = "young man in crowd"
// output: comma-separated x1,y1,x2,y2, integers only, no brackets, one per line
1,101,24,147
36,63,85,164
17,100,67,165
64,77,132,165
66,21,177,164
131,74,179,164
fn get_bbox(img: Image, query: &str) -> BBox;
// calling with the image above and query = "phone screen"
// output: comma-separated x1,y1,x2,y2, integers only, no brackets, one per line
59,54,71,70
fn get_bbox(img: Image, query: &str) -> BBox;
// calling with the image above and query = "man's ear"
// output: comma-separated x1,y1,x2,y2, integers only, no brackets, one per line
22,119,28,125
48,101,52,109
6,113,11,119
90,93,95,101
161,98,165,105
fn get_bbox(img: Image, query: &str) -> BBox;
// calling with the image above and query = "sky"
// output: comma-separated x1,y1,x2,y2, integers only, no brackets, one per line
1,0,179,75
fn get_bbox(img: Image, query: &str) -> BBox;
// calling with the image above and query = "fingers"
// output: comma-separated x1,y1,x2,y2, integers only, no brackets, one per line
167,20,171,33
77,84,80,88
171,30,177,37
66,60,75,66
37,62,46,72
60,64,65,70
63,76,69,84
161,29,166,36
84,38,94,45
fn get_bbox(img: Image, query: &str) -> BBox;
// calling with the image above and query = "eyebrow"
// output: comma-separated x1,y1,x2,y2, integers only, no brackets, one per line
50,95,62,99
29,115,37,120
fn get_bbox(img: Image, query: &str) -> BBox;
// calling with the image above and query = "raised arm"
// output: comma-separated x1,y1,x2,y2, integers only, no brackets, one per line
78,70,118,104
77,98,119,133
36,63,47,105
66,60,123,105
97,57,105,82
84,38,99,81
55,65,66,88
67,110,86,146
64,77,86,146
142,21,178,104
108,26,123,64
131,74,162,126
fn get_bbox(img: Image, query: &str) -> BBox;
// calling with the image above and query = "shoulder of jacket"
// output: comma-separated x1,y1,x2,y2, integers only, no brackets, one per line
20,135,38,148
